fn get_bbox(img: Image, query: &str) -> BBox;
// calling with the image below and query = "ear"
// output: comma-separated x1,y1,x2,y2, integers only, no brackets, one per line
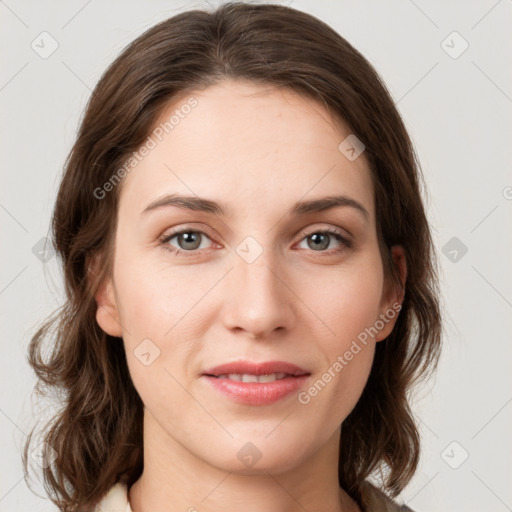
375,245,407,342
88,253,123,338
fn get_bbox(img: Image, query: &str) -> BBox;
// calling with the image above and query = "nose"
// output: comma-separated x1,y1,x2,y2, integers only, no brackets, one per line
221,247,296,339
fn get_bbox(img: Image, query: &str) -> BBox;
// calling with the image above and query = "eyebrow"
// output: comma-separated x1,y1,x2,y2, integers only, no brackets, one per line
141,193,369,221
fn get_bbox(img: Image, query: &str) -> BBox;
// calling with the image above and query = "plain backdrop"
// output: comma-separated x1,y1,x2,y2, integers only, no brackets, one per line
1,1,511,511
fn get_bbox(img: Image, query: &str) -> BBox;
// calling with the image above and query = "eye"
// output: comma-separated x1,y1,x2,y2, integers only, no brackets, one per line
160,229,213,256
296,228,353,254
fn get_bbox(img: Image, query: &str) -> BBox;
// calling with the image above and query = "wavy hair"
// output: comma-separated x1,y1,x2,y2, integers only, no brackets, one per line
23,2,442,510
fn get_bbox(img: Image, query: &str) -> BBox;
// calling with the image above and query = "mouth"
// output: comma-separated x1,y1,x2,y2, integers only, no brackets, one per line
208,372,301,383
201,360,311,405
202,360,309,378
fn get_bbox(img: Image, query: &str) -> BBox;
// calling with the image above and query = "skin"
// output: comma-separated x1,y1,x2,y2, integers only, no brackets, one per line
93,78,406,512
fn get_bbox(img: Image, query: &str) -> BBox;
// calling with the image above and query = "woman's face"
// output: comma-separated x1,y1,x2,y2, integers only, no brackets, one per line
95,79,404,474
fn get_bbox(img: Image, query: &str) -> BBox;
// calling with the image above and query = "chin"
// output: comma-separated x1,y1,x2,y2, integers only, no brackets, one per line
198,432,315,475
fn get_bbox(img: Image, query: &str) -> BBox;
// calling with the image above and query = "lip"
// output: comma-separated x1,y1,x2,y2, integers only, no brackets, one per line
202,360,309,377
201,360,311,406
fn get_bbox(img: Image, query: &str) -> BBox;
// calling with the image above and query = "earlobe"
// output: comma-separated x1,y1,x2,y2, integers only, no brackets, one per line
375,245,407,342
95,279,123,338
88,253,123,338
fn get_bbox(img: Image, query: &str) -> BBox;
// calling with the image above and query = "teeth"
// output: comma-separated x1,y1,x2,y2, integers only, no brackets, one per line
216,373,289,382
241,374,258,383
258,374,280,383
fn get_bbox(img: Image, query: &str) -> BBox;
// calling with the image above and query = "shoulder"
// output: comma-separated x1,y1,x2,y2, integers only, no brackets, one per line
95,482,131,512
358,480,415,512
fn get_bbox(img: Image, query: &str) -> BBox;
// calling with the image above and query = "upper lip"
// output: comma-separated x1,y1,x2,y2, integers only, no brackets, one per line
202,360,310,377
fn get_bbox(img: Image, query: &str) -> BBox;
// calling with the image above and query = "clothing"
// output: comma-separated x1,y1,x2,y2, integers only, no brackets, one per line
95,480,414,511
359,480,415,512
95,482,131,512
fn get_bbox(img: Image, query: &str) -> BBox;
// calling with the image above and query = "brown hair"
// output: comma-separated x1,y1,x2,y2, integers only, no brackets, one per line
23,2,442,510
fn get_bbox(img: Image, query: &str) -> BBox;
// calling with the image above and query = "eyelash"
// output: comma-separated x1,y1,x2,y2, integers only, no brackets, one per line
159,227,354,258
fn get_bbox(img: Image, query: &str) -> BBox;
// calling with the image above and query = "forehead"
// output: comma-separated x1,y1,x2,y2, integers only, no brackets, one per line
118,79,374,221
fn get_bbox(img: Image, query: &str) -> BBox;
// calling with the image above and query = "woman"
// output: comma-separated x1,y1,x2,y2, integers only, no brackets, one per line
23,3,442,511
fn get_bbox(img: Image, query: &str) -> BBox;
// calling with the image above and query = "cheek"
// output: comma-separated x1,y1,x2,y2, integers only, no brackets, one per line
112,254,215,396
113,253,208,338
116,266,197,420
306,258,384,341
299,316,376,434
295,258,383,417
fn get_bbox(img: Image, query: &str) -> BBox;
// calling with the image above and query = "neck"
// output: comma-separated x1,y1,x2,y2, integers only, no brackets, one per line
128,408,360,512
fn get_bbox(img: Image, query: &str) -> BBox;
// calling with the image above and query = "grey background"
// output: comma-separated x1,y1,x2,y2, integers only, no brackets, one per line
1,1,511,511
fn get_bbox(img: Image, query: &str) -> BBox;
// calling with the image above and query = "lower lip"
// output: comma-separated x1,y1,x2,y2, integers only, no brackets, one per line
202,375,310,405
